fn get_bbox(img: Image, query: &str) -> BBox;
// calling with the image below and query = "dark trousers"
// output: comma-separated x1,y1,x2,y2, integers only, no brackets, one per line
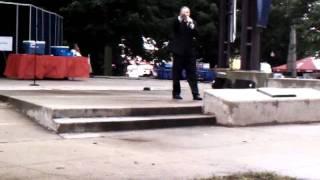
172,54,199,96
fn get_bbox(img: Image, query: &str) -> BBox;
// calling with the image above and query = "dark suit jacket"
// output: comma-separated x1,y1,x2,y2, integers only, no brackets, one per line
169,18,197,57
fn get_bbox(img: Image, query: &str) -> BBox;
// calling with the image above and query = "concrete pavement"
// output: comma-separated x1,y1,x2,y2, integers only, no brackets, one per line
0,78,319,179
1,101,320,179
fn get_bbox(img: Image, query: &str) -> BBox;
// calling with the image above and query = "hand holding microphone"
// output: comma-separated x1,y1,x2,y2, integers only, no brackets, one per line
186,17,195,29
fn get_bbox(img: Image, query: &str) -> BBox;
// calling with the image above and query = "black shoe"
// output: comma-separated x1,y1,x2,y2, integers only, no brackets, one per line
193,95,202,101
173,95,183,100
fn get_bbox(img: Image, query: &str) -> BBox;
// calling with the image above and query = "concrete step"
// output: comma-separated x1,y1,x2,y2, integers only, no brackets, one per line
53,106,203,119
0,93,212,133
54,114,216,133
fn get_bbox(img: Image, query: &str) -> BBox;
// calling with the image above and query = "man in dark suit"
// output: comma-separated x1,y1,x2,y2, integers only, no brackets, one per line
169,6,202,101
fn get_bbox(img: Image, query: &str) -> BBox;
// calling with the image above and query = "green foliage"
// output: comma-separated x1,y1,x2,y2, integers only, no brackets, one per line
10,0,320,70
45,0,218,74
262,0,320,66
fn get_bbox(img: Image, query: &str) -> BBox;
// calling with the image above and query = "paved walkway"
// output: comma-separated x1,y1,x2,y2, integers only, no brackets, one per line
0,78,319,179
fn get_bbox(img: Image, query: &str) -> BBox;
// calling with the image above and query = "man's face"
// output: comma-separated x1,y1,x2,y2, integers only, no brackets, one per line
181,8,190,18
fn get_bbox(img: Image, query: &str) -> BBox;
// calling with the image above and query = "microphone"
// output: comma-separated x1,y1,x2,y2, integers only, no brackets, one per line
186,17,195,29
178,16,195,29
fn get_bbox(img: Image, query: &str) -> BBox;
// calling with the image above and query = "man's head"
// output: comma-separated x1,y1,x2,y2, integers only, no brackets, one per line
180,6,191,18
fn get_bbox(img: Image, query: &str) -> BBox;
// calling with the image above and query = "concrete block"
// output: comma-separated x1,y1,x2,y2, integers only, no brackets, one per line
268,78,320,91
204,88,320,126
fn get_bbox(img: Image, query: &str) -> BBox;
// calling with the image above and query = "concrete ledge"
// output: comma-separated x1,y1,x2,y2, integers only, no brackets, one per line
54,115,216,133
268,78,320,91
0,95,57,131
52,106,202,119
204,88,320,126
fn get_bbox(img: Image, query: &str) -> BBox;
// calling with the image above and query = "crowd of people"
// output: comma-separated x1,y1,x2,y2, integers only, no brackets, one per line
115,36,169,78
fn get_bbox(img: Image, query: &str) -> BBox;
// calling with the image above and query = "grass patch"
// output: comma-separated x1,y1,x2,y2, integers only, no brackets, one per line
200,172,296,180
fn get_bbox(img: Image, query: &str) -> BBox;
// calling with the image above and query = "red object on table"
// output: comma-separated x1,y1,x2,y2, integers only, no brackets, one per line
4,54,90,80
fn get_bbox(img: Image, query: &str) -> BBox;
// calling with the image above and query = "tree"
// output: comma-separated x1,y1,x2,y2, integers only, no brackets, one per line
56,0,219,74
6,0,219,73
261,0,320,66
8,0,320,71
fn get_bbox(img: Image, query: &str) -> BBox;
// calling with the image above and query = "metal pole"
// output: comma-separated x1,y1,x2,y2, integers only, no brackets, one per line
240,0,261,71
49,14,51,52
42,10,44,41
218,0,229,68
240,0,249,70
250,0,261,71
55,16,57,45
15,5,19,53
229,0,237,43
29,5,32,40
36,8,38,41
251,27,262,70
61,18,63,45
57,17,60,45
31,7,39,86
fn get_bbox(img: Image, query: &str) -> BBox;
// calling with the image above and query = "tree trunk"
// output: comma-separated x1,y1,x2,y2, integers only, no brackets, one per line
287,25,297,78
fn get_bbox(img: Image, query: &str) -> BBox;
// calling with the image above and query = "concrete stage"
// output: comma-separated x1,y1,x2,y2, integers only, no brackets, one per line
0,77,211,91
0,78,215,134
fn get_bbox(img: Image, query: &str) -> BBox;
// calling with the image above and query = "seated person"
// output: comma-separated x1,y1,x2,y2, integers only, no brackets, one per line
71,43,82,57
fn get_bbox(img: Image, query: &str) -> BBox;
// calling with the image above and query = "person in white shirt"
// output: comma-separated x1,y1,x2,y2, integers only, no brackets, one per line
71,43,82,57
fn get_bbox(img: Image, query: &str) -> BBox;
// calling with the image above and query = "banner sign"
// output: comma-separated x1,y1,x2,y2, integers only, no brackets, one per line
257,0,272,28
0,36,13,51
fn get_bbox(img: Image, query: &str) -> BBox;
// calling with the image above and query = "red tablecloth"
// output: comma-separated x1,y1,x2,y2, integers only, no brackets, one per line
4,54,90,80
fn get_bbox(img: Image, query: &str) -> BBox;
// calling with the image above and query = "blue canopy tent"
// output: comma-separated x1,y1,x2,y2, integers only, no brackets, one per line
0,1,63,54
